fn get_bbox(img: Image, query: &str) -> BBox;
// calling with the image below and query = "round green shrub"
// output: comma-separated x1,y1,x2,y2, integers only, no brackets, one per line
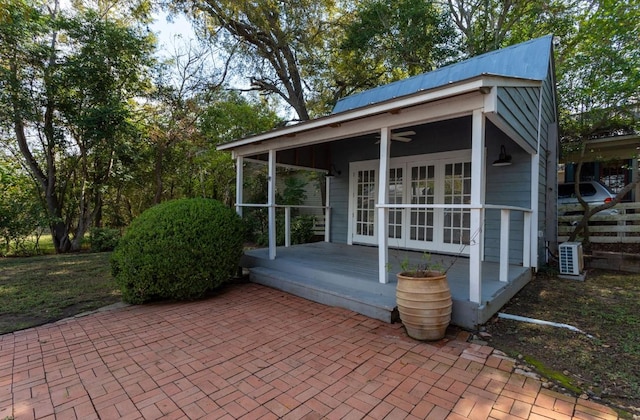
111,198,244,304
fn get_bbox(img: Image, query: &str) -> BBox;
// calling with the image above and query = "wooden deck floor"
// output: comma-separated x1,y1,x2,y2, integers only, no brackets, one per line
241,242,532,330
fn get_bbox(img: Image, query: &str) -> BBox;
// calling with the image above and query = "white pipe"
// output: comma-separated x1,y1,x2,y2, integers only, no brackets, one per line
498,313,594,339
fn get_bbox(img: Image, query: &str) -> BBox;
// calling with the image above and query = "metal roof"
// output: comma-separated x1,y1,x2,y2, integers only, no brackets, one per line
332,35,553,114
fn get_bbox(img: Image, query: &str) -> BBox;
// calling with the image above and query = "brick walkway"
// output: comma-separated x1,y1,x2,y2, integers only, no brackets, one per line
1,283,619,419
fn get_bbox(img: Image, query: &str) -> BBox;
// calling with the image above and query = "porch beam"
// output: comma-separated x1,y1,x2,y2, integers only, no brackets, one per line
235,156,244,217
229,94,484,157
377,128,391,284
268,149,277,260
243,157,328,174
469,109,485,304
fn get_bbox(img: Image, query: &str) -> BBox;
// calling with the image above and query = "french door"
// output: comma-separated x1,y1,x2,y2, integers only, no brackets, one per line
349,151,472,254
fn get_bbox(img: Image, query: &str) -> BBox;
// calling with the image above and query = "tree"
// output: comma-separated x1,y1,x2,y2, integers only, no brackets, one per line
0,155,47,254
558,0,640,246
334,0,457,98
174,0,339,121
445,0,578,56
559,0,640,125
0,0,155,252
144,42,218,204
195,91,281,205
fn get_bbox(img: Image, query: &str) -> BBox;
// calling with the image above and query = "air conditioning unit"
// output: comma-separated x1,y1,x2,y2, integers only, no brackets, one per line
559,242,584,275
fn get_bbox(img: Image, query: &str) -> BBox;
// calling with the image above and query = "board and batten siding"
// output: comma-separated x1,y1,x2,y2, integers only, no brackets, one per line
496,86,540,151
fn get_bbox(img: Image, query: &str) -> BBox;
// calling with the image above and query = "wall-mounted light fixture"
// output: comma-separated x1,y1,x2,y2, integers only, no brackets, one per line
492,145,512,167
326,163,341,177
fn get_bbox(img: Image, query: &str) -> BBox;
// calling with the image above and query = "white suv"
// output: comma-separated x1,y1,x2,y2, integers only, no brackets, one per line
558,181,618,215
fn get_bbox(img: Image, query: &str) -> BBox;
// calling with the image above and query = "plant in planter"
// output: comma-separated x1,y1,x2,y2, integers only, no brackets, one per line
396,253,452,341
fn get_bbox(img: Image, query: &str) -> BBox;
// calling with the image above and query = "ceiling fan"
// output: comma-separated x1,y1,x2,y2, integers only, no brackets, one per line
374,130,416,144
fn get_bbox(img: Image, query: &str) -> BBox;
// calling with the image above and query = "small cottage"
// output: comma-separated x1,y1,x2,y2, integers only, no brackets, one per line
218,35,559,329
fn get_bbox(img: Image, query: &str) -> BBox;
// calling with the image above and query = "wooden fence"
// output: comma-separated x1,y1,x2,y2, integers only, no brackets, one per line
558,202,640,243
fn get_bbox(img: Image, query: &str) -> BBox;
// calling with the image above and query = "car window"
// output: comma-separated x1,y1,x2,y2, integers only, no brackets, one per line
578,183,597,197
558,183,597,198
558,184,573,198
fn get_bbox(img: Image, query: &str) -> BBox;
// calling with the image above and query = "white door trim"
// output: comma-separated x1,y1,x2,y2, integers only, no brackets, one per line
349,149,473,253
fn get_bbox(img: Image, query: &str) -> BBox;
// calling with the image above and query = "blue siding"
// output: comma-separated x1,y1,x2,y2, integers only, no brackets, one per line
536,61,559,263
484,122,531,263
496,86,540,150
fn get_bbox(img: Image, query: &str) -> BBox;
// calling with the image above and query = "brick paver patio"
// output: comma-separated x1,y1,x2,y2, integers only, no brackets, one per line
1,283,619,419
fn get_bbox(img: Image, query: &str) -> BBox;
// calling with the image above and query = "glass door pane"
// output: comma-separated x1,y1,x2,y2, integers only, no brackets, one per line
388,167,404,242
409,164,435,244
354,169,376,242
443,162,471,246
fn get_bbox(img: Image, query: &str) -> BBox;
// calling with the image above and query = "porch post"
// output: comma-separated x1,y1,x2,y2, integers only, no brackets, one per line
268,149,277,260
284,207,291,247
235,155,243,217
499,209,510,282
470,109,485,303
377,127,391,284
530,151,540,270
324,176,331,242
523,212,532,267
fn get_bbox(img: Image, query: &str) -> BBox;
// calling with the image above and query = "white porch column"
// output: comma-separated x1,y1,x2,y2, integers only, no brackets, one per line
284,207,291,247
235,155,244,217
268,149,277,260
324,176,332,242
523,212,532,267
470,109,486,303
499,209,510,282
377,128,391,284
529,156,540,270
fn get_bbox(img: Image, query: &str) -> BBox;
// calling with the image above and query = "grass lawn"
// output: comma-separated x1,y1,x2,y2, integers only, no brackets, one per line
2,234,58,257
0,252,121,334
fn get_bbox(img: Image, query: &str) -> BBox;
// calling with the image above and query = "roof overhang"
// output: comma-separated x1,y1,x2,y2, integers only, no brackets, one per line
218,74,542,157
562,134,640,162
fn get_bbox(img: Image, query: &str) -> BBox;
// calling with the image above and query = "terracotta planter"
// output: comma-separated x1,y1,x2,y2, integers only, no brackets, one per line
396,271,452,341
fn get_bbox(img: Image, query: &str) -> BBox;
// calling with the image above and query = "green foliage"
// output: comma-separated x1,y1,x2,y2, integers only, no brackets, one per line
339,0,457,88
0,0,155,253
176,0,339,120
89,227,121,252
558,0,640,140
399,252,445,277
0,158,48,255
291,215,316,245
444,0,577,56
111,198,244,304
280,176,307,206
243,169,317,246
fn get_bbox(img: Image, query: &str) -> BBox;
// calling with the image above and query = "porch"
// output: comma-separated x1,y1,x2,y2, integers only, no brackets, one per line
241,242,532,330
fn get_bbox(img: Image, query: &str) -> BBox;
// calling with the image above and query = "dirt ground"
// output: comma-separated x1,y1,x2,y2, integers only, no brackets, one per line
481,262,640,418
